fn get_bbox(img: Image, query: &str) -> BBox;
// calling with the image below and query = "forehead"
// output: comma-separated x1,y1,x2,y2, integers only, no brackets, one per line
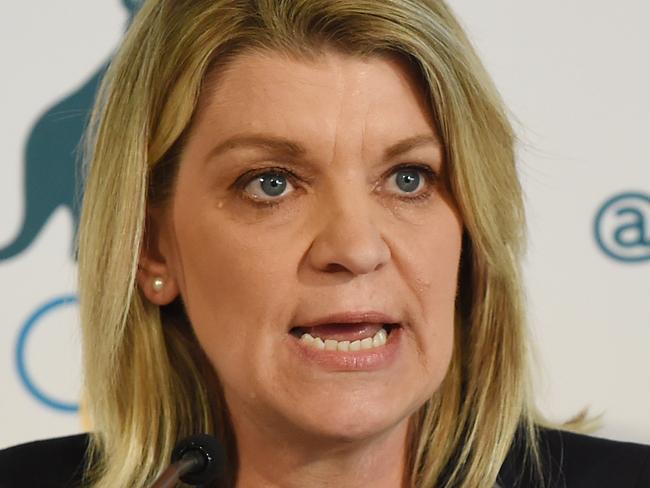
188,49,440,154
203,48,429,99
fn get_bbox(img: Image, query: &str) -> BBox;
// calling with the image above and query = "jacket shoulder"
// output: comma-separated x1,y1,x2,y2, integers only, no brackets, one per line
549,429,650,487
500,428,650,488
0,434,89,488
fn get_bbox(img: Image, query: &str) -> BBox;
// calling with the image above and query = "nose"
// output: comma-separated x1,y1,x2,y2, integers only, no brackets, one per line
307,197,391,276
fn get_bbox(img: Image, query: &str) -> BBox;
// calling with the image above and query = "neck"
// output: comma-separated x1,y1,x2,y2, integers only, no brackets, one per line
233,417,411,488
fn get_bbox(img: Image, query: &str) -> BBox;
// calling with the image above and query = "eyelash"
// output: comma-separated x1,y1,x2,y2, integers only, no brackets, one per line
235,163,439,209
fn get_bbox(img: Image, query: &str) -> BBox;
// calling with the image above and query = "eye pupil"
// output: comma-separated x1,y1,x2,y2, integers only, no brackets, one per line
260,174,287,196
396,169,420,192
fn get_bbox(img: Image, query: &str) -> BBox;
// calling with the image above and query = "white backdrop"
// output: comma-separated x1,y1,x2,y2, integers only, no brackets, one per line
1,1,648,449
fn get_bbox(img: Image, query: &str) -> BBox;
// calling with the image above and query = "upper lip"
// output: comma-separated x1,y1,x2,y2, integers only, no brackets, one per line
293,311,400,329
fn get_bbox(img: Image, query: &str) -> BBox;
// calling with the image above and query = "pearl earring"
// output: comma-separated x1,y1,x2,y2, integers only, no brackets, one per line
152,277,165,292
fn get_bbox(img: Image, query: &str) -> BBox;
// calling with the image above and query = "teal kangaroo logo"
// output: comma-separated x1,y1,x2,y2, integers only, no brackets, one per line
11,0,143,415
0,0,141,261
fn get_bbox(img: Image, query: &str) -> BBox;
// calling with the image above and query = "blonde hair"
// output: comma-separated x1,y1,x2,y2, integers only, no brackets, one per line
78,0,539,486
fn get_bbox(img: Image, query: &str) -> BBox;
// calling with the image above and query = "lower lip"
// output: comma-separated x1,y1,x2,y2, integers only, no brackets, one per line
288,327,402,371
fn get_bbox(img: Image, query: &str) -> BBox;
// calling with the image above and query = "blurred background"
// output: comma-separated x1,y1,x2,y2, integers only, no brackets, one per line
1,0,648,449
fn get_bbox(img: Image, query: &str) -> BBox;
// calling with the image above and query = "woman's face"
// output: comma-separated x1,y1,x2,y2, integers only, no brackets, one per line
146,49,463,444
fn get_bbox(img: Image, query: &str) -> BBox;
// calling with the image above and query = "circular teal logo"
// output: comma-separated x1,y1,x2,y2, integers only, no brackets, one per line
15,296,80,412
594,192,650,263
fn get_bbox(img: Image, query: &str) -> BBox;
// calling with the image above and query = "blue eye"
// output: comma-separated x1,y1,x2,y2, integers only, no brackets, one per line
259,173,287,196
243,171,294,200
393,168,421,193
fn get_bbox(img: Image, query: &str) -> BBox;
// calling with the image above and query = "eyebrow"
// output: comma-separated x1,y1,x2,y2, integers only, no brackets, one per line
383,134,441,160
205,133,441,163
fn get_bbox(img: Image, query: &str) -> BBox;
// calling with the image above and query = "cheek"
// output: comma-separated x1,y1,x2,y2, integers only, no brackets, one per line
171,212,297,373
397,209,462,369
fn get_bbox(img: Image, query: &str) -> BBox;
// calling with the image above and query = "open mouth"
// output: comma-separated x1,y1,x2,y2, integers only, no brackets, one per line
289,323,400,352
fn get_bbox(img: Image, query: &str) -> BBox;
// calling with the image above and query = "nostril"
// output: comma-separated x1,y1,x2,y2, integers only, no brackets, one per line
323,263,349,274
307,220,391,277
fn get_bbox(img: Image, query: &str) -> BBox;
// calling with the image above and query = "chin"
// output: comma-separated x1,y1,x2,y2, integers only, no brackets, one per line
284,391,417,444
302,417,405,445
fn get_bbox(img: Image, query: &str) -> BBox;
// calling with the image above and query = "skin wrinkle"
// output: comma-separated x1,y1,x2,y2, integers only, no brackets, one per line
325,53,345,168
145,49,463,488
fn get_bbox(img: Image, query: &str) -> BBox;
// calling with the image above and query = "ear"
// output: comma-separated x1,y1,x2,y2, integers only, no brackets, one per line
137,208,180,306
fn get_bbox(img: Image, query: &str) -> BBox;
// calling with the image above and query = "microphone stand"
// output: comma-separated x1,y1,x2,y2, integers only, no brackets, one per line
151,449,206,488
149,434,224,488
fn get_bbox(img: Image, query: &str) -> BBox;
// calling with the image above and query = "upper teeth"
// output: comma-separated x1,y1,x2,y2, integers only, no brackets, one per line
300,328,388,351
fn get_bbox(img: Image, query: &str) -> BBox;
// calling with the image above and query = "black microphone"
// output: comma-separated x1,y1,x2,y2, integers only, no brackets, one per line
151,434,226,488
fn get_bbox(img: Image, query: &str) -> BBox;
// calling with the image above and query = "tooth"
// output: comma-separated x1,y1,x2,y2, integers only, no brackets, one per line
300,332,389,352
373,329,387,347
337,340,350,352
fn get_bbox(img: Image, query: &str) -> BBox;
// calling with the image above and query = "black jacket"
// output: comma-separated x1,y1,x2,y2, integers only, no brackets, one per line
0,429,649,487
